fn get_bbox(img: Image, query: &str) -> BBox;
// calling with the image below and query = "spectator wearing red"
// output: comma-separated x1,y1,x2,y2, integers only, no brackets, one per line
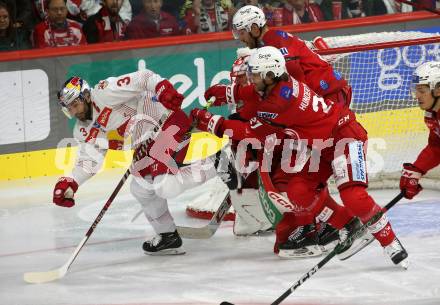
66,0,132,24
82,0,128,43
281,0,324,24
181,0,234,34
126,0,180,39
33,0,86,48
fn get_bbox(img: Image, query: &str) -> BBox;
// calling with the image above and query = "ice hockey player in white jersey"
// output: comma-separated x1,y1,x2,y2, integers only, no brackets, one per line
53,70,218,255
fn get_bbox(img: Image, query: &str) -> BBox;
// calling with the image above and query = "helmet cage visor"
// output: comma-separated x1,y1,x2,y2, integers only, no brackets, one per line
57,77,90,118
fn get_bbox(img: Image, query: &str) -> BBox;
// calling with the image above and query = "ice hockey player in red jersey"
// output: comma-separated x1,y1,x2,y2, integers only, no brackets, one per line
195,46,409,268
53,71,218,255
231,5,351,108
400,61,440,199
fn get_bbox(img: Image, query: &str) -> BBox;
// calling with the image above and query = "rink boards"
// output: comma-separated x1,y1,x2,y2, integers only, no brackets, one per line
0,107,428,181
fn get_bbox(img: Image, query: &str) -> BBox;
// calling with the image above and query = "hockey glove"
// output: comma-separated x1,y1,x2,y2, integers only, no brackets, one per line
190,108,224,136
155,79,184,111
53,177,79,208
204,84,229,106
400,163,423,199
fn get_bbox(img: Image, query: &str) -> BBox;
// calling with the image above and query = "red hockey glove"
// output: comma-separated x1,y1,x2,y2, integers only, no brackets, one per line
155,79,184,111
204,84,228,106
53,177,79,208
190,108,224,136
400,163,423,199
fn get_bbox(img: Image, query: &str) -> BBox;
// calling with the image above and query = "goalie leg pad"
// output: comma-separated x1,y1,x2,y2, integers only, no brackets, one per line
231,188,272,236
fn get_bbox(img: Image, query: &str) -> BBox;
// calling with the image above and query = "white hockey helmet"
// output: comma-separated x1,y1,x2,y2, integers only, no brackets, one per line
248,46,286,79
57,76,90,118
232,5,266,39
412,61,440,91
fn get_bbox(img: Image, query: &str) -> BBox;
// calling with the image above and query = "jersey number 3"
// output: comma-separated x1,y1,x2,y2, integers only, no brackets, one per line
116,76,131,87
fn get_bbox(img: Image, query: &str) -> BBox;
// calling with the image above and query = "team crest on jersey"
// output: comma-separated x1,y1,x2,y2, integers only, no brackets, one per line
320,80,329,91
333,70,343,80
257,111,278,119
280,47,289,56
280,86,292,101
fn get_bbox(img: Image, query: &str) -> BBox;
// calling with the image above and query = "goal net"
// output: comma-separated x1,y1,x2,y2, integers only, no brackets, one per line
317,31,440,191
186,31,440,220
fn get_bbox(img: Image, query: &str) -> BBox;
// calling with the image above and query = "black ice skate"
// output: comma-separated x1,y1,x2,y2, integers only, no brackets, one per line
337,217,375,260
384,237,409,269
316,223,339,252
143,230,185,255
278,224,323,259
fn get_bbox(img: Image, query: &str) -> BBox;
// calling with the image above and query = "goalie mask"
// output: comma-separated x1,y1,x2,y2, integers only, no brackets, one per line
232,5,266,39
248,46,287,79
57,76,91,118
411,61,440,97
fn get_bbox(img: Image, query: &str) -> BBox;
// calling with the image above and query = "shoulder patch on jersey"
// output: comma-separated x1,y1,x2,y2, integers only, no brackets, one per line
280,86,292,101
320,80,329,91
333,70,343,80
257,111,278,119
276,30,288,39
280,47,289,56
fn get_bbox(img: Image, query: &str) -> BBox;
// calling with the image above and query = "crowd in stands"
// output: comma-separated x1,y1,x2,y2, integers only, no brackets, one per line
0,0,438,51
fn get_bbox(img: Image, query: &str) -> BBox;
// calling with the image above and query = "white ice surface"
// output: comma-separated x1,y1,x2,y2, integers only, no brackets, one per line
0,170,439,305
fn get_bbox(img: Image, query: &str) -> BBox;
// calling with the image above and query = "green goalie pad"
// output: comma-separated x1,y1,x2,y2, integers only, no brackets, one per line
257,171,295,227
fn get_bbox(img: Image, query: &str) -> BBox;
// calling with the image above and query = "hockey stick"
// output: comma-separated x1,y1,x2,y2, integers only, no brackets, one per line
23,110,172,284
177,191,233,239
177,142,238,239
394,0,440,15
23,169,131,284
220,191,405,305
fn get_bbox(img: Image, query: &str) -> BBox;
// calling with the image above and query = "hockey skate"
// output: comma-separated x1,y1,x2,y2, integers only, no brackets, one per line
143,230,186,255
336,217,375,260
384,237,409,269
316,223,340,253
278,224,323,259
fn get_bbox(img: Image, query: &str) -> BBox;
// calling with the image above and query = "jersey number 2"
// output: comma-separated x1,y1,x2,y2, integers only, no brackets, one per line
312,96,332,114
